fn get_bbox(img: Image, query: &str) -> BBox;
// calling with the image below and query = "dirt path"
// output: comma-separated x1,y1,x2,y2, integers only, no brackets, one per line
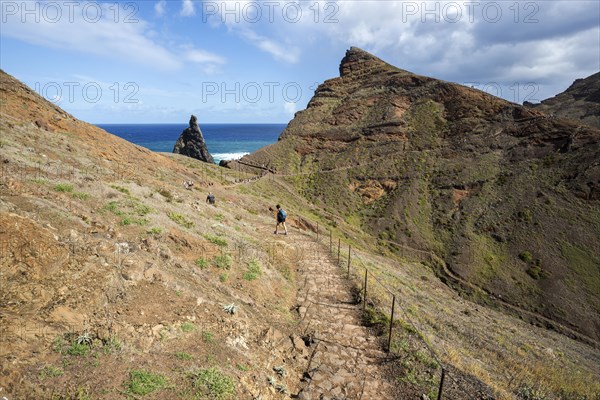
291,233,395,399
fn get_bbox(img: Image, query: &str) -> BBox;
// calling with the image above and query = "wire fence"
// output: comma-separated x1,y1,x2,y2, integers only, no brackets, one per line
309,222,476,400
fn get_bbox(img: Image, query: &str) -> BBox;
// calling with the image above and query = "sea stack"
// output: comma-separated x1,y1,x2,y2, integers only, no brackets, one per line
173,115,214,163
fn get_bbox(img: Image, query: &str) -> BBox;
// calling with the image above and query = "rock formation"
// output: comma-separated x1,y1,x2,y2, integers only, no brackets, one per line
173,115,214,163
525,72,600,128
241,47,600,342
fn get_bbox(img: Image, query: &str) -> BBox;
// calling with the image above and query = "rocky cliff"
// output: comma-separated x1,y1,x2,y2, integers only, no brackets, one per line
241,47,600,342
526,72,600,128
173,115,214,163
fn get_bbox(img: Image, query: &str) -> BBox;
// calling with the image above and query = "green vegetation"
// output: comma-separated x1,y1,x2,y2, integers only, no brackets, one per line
243,258,262,281
168,212,194,228
40,364,64,378
54,183,74,192
147,227,163,235
110,185,130,195
212,254,232,269
175,351,193,361
526,265,550,280
516,384,548,400
71,191,90,200
204,233,228,247
236,363,250,372
195,257,209,269
519,251,533,263
180,322,196,333
560,242,600,297
125,369,167,396
191,367,235,400
103,199,152,225
219,273,229,282
202,331,215,343
215,213,225,222
66,341,89,356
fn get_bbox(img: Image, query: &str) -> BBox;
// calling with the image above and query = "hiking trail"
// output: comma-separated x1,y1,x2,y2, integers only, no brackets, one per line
291,233,395,399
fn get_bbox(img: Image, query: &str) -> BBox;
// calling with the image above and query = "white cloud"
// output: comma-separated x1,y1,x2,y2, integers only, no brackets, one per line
240,29,300,64
1,2,226,72
155,0,166,17
284,101,297,116
185,49,226,65
181,0,195,17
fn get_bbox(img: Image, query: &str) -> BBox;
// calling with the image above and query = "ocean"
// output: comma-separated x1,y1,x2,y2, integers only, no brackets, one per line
96,123,286,164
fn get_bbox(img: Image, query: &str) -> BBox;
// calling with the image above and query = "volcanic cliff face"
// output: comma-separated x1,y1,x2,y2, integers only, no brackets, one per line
526,72,600,128
243,47,600,341
173,115,214,163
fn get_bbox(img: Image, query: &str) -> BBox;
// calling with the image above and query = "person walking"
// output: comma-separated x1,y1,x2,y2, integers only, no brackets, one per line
206,192,215,205
274,204,288,235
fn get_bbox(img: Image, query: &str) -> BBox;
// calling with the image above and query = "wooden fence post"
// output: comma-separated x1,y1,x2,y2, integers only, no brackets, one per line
347,245,351,278
363,270,368,310
387,295,395,352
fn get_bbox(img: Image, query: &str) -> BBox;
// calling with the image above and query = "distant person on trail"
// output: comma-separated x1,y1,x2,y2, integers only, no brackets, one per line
273,204,288,235
206,192,215,205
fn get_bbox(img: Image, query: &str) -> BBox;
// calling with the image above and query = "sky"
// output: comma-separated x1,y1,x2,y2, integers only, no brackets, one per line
1,0,599,123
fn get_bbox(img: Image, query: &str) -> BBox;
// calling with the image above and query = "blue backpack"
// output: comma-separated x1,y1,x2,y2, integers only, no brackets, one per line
278,209,287,220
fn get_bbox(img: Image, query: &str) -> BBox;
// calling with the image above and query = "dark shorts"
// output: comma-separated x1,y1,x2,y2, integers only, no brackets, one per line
277,217,286,223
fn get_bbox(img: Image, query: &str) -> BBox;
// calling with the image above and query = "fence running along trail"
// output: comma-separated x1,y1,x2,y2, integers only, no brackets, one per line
308,222,476,400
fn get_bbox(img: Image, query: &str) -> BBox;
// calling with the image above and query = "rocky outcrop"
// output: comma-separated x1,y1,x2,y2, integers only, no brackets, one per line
242,47,600,342
526,72,600,128
173,115,214,163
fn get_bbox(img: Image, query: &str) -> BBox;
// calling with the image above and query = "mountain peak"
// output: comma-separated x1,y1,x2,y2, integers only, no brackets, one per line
339,47,399,77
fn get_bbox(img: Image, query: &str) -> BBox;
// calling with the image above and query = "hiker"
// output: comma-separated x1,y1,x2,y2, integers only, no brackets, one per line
273,204,288,235
206,192,215,205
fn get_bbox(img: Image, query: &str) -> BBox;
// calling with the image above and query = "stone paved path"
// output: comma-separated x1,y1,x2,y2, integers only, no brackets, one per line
293,235,395,400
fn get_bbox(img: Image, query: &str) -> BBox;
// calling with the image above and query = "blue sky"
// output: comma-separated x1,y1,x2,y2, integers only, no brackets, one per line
1,0,599,123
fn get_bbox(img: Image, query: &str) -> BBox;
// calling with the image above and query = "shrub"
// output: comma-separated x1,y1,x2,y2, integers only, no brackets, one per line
181,322,196,333
195,257,209,269
212,254,232,270
126,369,167,396
111,185,130,195
203,233,228,247
168,212,194,228
192,367,235,400
65,342,89,356
526,266,550,280
54,183,74,192
243,258,262,281
175,352,193,361
202,331,215,343
516,384,547,400
72,191,90,200
40,365,64,378
519,251,533,263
